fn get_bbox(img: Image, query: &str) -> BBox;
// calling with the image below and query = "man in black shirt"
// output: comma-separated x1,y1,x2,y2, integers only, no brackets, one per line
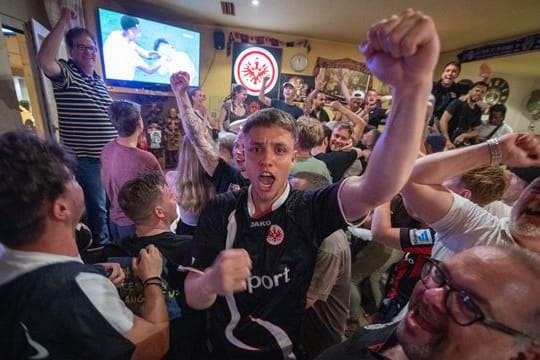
439,81,488,149
177,8,441,359
115,172,206,360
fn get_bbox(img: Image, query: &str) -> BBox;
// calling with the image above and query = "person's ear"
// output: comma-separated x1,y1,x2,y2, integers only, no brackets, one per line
153,205,166,220
51,196,69,221
460,189,472,200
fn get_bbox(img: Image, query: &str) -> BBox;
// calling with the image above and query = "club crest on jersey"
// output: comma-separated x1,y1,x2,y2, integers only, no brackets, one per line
266,224,284,245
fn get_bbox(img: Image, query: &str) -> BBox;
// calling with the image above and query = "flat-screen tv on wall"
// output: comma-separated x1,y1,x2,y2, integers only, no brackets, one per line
96,8,200,90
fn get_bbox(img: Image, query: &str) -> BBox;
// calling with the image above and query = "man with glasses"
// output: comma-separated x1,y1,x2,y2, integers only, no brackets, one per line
38,7,116,245
317,245,540,359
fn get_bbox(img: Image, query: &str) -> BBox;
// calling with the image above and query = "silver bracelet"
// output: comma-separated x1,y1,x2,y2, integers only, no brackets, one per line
486,138,502,166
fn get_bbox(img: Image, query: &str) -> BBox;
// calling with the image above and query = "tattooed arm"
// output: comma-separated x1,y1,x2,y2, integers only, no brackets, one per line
170,71,220,176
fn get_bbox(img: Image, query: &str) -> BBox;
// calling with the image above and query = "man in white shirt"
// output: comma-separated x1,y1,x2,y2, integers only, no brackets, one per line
0,131,169,359
401,133,540,260
478,103,513,142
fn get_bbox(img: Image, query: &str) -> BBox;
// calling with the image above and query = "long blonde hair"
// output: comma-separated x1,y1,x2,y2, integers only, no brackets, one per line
175,137,215,215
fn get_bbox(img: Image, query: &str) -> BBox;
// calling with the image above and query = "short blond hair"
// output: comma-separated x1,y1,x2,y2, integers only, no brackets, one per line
459,165,508,206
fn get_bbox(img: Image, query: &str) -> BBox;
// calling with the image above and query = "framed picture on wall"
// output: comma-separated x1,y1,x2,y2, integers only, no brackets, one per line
313,57,371,102
279,73,315,102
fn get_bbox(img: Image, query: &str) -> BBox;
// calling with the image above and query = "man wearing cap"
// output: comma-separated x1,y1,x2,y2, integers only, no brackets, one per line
103,14,161,80
400,132,540,261
259,77,304,119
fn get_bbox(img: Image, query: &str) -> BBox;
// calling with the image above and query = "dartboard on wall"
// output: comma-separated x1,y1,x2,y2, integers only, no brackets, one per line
484,77,510,105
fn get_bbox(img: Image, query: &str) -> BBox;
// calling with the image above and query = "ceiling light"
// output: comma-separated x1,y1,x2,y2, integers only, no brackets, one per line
2,27,16,36
251,0,259,5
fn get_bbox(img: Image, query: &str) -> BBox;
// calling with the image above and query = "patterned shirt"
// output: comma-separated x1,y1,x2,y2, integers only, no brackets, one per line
49,59,116,158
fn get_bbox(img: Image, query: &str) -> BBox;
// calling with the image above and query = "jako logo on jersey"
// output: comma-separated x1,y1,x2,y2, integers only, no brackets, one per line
250,220,271,228
247,267,291,293
266,224,284,245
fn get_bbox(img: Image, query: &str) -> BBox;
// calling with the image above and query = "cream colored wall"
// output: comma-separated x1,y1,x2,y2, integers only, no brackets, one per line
86,0,367,119
196,24,364,118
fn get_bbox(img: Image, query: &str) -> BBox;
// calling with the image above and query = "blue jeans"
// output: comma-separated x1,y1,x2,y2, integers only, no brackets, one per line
75,157,110,245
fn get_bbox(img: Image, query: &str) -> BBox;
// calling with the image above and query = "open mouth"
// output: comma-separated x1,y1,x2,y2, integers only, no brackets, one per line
258,171,275,190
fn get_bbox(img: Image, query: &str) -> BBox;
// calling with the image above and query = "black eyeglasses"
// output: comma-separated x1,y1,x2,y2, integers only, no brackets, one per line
74,44,97,53
421,258,538,346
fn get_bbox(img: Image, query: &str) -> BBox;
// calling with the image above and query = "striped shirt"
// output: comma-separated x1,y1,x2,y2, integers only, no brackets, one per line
49,59,116,158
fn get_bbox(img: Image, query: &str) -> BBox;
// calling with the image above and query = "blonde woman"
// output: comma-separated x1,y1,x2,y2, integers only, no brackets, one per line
166,137,214,235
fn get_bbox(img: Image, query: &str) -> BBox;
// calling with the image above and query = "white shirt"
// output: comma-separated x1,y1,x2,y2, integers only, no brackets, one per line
431,193,517,261
0,247,134,333
103,30,146,80
478,119,513,140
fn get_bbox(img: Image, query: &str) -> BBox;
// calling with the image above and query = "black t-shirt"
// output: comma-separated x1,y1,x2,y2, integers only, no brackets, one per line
210,158,250,193
431,80,470,122
444,98,482,141
315,151,358,182
316,322,399,360
111,233,207,360
368,107,387,127
193,183,348,359
271,99,304,119
310,108,330,123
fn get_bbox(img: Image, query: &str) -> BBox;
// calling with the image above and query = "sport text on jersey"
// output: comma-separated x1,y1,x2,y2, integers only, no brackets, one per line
247,267,291,294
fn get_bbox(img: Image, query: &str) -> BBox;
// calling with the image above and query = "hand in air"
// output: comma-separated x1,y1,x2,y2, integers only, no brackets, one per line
500,133,540,167
360,9,440,86
170,71,190,97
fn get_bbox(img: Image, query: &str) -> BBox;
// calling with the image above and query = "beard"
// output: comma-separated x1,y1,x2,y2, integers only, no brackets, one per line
396,321,434,360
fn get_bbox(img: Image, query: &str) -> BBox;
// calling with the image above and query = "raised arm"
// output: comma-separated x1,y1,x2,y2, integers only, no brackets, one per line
123,245,169,360
330,101,368,141
338,69,352,102
258,76,272,106
37,7,75,78
371,202,403,250
303,75,323,116
339,9,440,222
170,71,220,176
401,133,540,224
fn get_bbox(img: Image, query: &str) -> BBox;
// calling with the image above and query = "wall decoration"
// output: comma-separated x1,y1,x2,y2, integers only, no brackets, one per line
458,32,540,63
313,57,371,102
231,43,282,116
484,77,510,105
227,32,310,56
279,73,314,102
